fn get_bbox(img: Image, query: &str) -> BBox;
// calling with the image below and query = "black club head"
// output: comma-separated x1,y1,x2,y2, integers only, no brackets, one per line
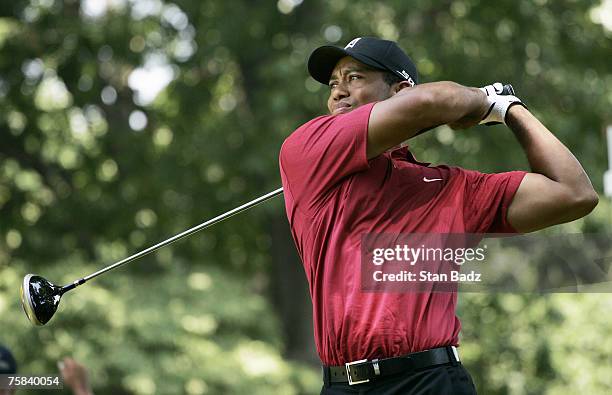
20,274,63,326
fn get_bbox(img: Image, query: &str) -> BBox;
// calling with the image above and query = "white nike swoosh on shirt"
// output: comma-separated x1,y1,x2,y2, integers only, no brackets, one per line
423,177,443,182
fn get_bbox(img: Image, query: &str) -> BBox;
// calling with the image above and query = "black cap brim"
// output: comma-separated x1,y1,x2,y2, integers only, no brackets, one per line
308,45,387,85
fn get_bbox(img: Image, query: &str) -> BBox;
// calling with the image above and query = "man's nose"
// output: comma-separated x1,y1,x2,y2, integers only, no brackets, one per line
332,81,349,100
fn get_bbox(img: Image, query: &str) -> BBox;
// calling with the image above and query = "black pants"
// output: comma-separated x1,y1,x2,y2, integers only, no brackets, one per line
320,363,477,395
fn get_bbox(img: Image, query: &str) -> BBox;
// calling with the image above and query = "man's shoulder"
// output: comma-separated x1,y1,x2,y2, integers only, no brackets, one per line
279,114,334,162
281,104,374,153
283,114,332,143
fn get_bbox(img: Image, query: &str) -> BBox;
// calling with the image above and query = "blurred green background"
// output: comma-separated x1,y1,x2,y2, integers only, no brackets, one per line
1,0,611,394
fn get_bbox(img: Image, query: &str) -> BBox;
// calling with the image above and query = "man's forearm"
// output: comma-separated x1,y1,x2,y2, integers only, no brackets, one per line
368,82,487,157
506,105,594,195
398,81,487,131
428,82,488,126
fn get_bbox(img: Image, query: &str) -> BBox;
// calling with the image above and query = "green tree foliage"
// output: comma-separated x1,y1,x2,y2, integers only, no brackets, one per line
0,0,610,394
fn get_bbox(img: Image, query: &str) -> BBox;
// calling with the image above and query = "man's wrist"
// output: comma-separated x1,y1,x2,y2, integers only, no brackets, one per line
505,104,529,128
475,87,489,120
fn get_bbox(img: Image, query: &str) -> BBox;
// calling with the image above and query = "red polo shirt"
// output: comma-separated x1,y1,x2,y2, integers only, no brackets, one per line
279,102,526,366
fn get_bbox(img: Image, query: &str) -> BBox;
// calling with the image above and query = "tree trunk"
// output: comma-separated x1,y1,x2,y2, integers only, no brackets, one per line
268,213,319,365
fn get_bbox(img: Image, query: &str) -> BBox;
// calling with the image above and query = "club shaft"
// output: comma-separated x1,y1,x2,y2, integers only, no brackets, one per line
64,187,284,290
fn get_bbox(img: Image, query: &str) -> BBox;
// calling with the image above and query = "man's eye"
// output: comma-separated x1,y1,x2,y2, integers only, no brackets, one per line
329,82,338,89
349,75,361,81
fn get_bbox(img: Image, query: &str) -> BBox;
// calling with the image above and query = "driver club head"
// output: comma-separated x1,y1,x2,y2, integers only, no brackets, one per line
20,274,63,326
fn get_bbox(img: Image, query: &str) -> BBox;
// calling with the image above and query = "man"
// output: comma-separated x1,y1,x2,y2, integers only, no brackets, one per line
0,345,17,395
58,357,95,395
0,345,93,395
279,37,598,394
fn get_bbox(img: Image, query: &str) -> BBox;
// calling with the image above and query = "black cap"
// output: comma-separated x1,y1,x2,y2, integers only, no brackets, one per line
308,37,418,87
0,345,17,374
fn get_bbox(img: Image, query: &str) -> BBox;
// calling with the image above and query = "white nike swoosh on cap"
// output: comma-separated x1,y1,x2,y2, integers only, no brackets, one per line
423,177,443,182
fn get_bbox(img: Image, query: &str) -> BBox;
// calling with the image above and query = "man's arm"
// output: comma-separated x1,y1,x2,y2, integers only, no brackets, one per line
59,358,95,395
367,81,487,159
505,105,598,232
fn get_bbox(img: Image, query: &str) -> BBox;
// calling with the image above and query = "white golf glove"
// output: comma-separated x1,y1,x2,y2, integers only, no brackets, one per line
479,82,525,125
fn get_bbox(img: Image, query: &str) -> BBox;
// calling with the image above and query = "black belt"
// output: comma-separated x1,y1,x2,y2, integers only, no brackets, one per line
323,346,460,386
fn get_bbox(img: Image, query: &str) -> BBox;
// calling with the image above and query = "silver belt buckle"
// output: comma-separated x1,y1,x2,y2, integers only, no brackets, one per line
345,359,369,385
451,346,460,362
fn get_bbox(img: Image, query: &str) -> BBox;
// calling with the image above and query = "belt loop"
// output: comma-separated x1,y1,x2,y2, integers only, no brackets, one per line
446,346,458,367
372,359,380,376
322,366,331,388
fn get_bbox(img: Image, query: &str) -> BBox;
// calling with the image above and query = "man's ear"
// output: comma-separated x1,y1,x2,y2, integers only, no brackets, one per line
393,81,413,94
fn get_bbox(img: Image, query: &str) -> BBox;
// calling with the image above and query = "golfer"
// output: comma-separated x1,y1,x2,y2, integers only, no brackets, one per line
279,37,598,394
0,345,94,395
0,345,17,395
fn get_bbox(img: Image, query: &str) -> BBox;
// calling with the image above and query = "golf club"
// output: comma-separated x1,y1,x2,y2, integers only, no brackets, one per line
20,187,284,326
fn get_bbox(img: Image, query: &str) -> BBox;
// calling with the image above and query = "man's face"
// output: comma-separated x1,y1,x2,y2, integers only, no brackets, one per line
327,56,395,115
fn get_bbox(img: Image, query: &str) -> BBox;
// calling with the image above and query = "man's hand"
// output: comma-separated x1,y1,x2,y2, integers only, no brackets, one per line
58,357,94,395
479,82,524,125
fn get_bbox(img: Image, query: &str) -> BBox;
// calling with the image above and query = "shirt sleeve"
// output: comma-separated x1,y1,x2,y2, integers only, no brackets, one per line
460,169,527,233
279,103,374,213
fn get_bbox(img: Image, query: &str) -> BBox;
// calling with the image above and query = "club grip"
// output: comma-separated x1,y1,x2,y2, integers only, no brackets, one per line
501,84,515,95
